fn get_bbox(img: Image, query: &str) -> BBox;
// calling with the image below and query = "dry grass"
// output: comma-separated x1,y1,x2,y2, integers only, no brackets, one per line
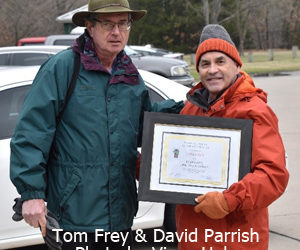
241,50,300,74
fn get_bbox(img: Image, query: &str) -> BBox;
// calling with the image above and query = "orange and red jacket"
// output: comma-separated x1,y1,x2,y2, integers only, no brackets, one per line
176,71,289,250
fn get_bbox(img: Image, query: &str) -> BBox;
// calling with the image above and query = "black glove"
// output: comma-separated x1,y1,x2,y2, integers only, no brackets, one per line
12,197,62,250
12,197,23,221
44,210,63,250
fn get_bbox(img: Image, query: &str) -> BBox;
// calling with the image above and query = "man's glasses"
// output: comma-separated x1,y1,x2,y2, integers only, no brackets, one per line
94,19,132,31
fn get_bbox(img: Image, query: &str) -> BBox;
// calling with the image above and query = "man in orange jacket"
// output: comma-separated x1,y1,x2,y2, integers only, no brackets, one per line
176,24,289,250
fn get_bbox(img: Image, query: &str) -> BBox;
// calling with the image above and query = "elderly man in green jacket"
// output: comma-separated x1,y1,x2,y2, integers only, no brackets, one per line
10,0,183,249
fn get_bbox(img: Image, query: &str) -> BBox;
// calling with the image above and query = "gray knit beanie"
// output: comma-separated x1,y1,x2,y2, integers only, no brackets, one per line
200,24,235,46
195,24,242,71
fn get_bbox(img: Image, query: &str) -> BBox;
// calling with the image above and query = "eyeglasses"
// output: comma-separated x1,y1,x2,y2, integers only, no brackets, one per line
94,19,132,31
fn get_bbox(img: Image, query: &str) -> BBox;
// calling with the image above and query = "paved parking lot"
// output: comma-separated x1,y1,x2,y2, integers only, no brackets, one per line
254,72,300,250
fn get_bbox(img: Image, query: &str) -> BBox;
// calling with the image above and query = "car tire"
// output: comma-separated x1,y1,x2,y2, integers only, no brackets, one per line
163,203,177,233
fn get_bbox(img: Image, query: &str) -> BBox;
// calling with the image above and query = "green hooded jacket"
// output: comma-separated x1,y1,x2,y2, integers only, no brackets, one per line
10,35,183,232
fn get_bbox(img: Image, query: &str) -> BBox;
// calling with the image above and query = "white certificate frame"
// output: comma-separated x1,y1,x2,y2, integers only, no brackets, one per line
138,112,253,205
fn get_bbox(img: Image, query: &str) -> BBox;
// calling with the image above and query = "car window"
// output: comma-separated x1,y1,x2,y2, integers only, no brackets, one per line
21,42,45,46
147,87,165,103
124,46,140,56
0,85,31,139
53,40,75,46
0,54,9,65
11,53,51,66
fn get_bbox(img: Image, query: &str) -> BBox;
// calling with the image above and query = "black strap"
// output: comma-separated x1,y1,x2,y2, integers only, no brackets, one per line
55,33,84,126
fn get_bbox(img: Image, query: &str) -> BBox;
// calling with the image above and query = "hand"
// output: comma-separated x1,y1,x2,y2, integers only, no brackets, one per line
194,191,230,219
22,199,47,236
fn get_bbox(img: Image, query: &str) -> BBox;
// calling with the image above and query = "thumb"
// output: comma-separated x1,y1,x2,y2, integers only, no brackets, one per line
194,195,206,213
195,195,205,203
39,217,47,237
40,206,47,237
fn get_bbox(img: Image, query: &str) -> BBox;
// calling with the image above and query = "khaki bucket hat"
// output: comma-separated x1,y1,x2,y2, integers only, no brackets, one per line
72,0,147,27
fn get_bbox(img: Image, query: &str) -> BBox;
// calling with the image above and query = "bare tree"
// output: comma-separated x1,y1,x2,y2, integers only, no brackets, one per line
201,0,221,24
210,0,222,24
218,0,276,52
182,0,202,18
202,0,209,25
245,0,285,50
0,0,87,46
278,0,300,47
235,0,255,55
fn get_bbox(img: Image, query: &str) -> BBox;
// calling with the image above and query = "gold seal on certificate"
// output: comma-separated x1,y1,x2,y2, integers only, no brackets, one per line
138,112,253,205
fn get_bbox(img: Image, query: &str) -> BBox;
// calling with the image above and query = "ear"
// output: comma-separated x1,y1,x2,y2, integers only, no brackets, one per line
85,21,93,38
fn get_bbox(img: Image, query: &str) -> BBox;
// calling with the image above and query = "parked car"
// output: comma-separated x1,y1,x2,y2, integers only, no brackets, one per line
126,46,193,86
44,34,194,86
0,46,67,66
0,66,188,249
129,44,184,60
17,37,46,46
44,34,80,46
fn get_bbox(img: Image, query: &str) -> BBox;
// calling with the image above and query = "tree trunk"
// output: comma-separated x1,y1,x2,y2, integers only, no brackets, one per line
202,0,209,25
211,0,222,24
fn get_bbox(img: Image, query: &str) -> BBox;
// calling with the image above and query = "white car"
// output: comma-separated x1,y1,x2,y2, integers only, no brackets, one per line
0,66,188,249
0,46,68,66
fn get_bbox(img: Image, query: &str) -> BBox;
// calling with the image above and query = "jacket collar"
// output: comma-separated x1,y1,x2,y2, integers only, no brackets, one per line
187,71,267,110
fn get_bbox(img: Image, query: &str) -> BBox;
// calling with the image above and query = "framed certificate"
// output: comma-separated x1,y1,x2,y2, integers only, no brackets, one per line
138,112,253,205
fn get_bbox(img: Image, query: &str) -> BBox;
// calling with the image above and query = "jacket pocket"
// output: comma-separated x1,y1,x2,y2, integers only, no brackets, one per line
59,171,81,210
